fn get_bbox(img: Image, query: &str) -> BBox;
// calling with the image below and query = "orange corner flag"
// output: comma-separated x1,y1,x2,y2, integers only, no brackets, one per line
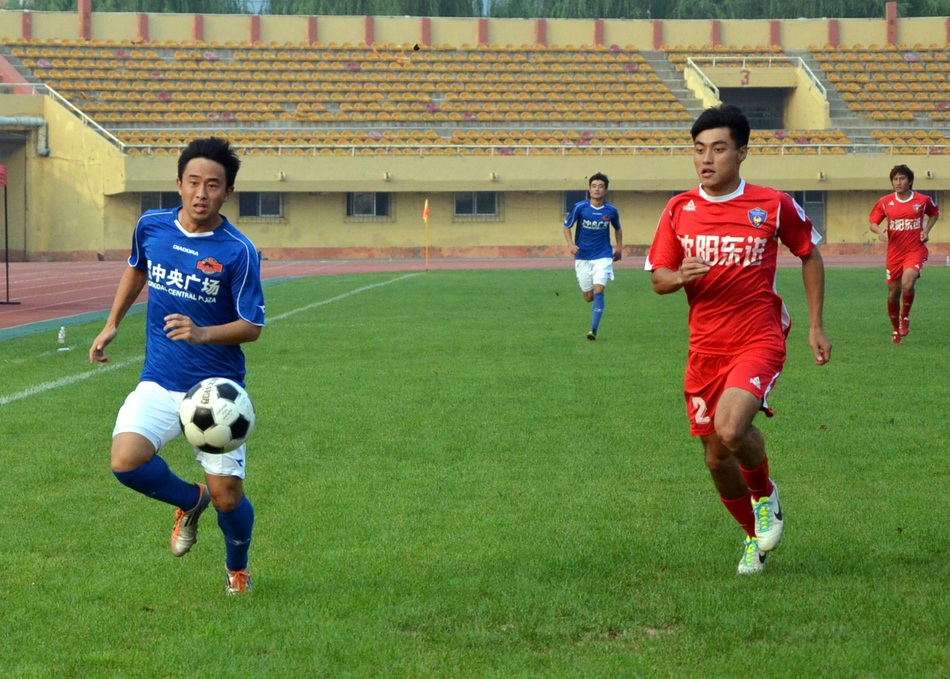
422,199,429,221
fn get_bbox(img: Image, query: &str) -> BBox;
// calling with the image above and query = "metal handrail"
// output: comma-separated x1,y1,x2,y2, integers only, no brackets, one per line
0,82,125,148
684,55,826,99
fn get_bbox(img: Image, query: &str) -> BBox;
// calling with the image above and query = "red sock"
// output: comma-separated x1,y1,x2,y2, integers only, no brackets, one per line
721,492,756,538
740,459,774,500
901,291,915,320
887,301,900,331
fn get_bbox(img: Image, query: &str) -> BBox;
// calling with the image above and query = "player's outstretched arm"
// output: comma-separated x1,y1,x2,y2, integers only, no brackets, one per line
163,316,262,346
563,226,579,255
89,267,147,364
922,215,938,242
613,228,623,262
869,221,888,243
800,248,831,366
651,257,710,295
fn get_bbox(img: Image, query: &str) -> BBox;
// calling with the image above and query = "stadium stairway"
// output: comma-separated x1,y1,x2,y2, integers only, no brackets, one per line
786,49,855,121
786,48,878,149
640,50,705,120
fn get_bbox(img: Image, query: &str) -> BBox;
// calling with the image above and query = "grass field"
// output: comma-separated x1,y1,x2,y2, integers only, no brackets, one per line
1,266,949,678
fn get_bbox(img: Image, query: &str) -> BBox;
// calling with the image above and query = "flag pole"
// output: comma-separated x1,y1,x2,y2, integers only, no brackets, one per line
0,164,19,305
423,198,430,272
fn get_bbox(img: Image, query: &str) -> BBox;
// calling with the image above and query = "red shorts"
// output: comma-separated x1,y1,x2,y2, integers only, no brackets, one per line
683,347,786,437
885,250,927,284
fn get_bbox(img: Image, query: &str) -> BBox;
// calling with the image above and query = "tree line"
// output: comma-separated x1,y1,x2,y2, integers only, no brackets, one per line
23,0,950,21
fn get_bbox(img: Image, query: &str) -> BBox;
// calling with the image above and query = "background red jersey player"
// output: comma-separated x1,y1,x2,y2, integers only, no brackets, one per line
868,165,940,344
646,104,832,574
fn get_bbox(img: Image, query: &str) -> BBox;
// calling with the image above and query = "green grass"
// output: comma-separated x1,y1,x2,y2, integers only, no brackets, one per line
1,266,949,678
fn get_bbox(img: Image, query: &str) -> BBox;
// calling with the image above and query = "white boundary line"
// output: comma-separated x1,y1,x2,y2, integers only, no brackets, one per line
267,273,420,321
0,273,420,407
0,358,141,406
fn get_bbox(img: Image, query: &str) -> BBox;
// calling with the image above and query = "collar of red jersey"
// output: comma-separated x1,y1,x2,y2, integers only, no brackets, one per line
698,179,746,203
893,191,916,203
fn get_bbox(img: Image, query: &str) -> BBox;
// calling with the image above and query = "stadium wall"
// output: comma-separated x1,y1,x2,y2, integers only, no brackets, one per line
4,9,950,51
0,10,948,260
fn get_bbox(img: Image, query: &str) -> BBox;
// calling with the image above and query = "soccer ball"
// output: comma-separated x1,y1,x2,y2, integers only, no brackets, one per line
178,377,256,454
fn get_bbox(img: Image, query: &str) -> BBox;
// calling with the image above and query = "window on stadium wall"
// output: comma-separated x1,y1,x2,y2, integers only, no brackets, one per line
346,192,391,220
141,192,181,212
792,191,826,240
455,191,501,221
563,190,587,215
240,192,283,219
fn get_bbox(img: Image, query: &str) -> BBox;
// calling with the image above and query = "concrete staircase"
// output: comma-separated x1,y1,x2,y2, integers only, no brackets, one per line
640,50,705,122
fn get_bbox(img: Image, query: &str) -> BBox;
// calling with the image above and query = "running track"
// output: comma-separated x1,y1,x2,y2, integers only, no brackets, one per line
0,255,882,337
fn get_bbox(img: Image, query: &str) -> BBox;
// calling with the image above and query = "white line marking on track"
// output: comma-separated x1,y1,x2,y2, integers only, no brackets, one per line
0,273,420,406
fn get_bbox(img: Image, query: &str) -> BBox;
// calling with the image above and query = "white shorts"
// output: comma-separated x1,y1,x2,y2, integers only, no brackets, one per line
575,257,615,292
113,380,247,479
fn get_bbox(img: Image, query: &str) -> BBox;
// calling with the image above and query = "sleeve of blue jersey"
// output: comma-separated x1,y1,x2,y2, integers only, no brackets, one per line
127,215,148,270
233,239,266,327
563,201,582,228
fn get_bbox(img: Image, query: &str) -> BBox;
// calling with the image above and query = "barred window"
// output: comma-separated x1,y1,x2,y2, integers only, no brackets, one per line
240,192,283,218
455,192,497,217
346,192,391,218
563,190,587,216
140,192,180,212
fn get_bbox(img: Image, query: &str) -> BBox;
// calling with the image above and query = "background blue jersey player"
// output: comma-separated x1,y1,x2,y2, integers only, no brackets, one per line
562,172,623,340
90,137,264,596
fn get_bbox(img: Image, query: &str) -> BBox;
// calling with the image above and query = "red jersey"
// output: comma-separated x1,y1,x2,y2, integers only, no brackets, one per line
869,191,939,260
647,181,820,355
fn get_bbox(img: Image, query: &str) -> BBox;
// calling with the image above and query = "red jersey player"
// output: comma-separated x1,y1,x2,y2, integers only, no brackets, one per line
868,165,939,344
646,105,832,574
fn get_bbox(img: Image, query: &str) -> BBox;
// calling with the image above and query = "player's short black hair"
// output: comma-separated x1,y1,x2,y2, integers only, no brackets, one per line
690,104,751,149
889,164,914,187
178,137,241,188
589,172,609,189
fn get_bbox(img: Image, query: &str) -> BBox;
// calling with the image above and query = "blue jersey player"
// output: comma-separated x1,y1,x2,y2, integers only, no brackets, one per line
563,173,623,340
90,138,264,596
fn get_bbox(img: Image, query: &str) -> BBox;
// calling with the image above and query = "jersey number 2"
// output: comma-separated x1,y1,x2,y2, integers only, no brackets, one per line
691,397,711,425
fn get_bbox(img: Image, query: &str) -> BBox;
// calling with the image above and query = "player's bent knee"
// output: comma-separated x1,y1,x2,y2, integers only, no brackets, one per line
110,432,156,473
713,422,750,453
206,477,244,512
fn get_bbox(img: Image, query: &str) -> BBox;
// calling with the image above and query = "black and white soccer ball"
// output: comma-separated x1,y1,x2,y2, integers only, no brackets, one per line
178,377,256,454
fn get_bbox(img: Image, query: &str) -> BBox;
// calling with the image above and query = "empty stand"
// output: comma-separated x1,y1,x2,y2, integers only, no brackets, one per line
4,37,944,157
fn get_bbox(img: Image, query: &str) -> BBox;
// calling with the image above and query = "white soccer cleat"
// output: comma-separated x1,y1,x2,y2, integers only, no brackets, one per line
752,480,784,552
170,483,211,557
737,536,767,574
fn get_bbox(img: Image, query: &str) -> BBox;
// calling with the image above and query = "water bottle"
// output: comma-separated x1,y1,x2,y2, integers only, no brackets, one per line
57,326,66,345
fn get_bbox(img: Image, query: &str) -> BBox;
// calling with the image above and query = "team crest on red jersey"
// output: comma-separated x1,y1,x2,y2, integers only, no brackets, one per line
748,208,768,228
197,257,224,274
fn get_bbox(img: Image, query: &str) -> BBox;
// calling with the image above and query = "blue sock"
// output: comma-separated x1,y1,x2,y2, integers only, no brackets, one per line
591,292,605,331
217,495,255,572
113,455,200,510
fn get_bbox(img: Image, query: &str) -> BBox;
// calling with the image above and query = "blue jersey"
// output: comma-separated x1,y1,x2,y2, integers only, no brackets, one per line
563,200,622,260
129,207,265,391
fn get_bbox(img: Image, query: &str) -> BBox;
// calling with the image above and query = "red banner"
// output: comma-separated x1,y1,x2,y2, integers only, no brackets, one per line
0,165,7,188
